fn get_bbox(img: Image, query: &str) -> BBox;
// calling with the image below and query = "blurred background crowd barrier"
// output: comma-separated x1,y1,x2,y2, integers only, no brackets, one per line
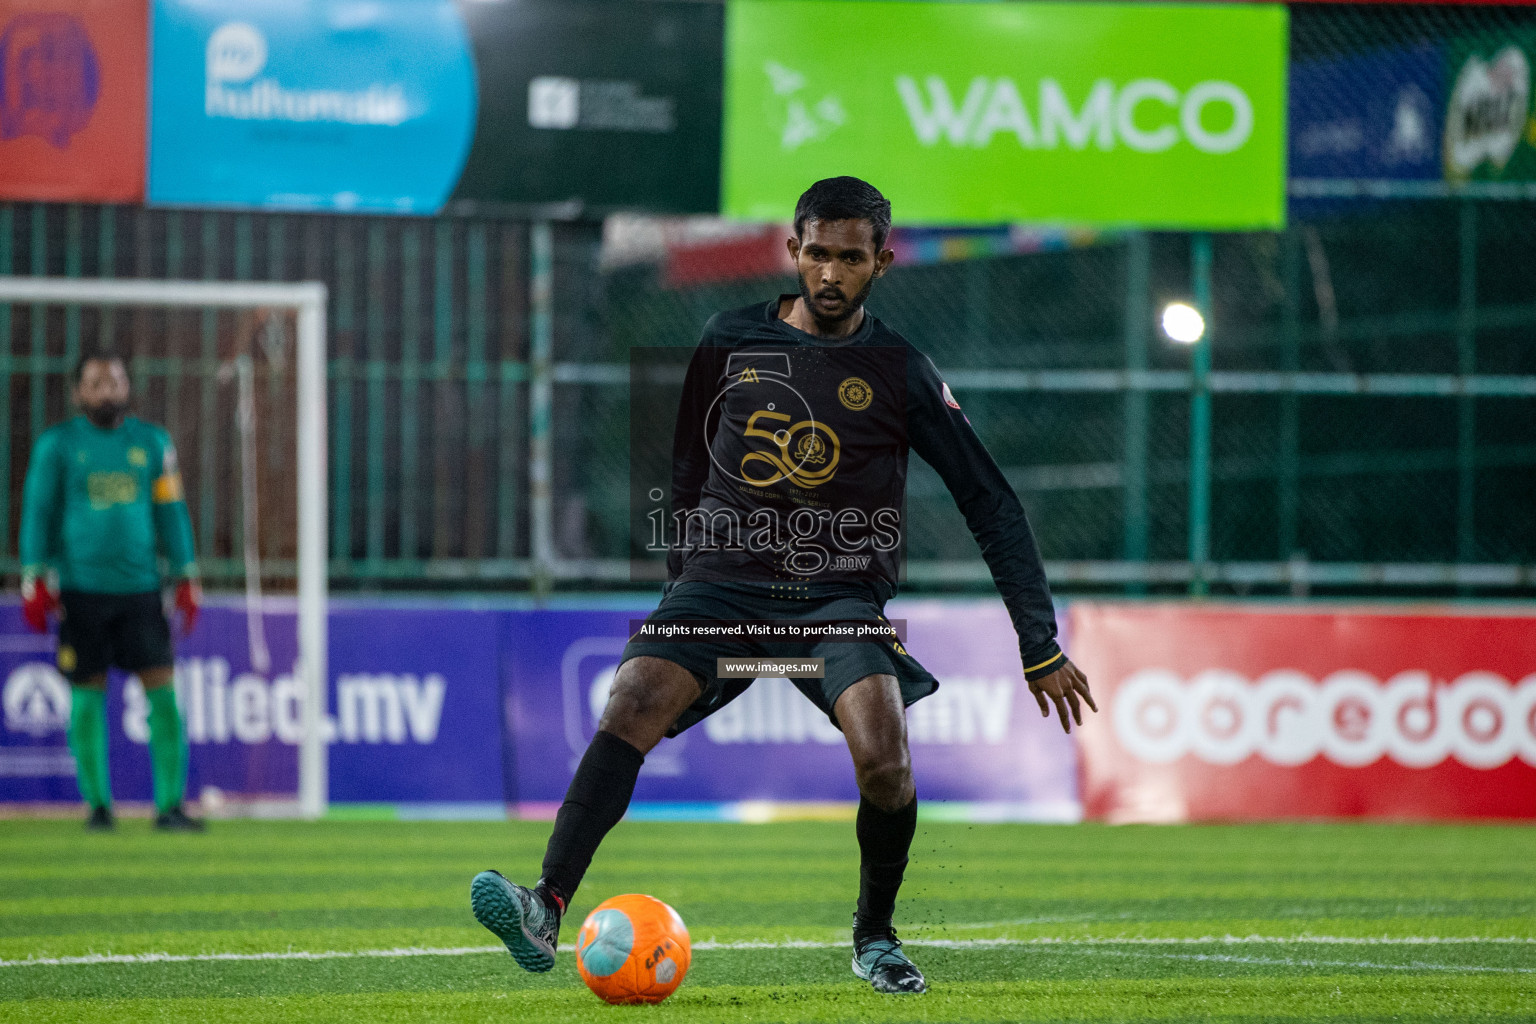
4,205,1534,595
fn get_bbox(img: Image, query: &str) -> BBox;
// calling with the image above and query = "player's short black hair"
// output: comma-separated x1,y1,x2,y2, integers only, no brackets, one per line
794,177,892,252
73,350,126,384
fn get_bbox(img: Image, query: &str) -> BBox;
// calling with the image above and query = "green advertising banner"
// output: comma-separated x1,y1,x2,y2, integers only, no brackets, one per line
1443,29,1536,184
723,1,1288,228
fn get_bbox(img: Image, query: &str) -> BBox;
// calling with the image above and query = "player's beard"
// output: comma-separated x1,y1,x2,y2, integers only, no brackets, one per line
83,400,128,428
798,270,875,327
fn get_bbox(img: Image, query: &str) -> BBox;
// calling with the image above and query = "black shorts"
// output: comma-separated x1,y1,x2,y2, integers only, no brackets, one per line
56,590,174,683
620,581,938,737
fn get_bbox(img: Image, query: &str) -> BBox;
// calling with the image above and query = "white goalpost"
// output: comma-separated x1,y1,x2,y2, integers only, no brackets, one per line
0,276,331,819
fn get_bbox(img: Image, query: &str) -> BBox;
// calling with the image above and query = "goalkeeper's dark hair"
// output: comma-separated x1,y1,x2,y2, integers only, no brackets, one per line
794,177,892,252
74,349,127,384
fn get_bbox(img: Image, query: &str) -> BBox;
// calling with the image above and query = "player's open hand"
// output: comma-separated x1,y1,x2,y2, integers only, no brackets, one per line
1028,659,1097,733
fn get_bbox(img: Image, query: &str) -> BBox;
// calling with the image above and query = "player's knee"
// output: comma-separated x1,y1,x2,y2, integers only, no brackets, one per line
598,680,657,731
597,659,699,743
856,758,913,812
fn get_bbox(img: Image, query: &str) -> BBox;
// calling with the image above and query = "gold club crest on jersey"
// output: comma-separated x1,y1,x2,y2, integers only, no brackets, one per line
795,431,829,465
838,377,873,411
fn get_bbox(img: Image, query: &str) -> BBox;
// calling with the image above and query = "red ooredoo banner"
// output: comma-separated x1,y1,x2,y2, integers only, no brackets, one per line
1070,603,1536,822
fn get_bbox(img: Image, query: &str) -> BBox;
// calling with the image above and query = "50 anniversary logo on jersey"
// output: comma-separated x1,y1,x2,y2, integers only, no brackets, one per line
722,359,875,491
740,410,839,488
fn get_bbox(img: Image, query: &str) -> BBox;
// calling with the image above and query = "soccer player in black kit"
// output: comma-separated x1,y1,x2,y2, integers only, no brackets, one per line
472,177,1096,994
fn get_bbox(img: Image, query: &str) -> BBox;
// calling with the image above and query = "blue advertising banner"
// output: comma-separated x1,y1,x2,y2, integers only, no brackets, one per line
1289,42,1445,185
0,599,503,807
148,0,476,212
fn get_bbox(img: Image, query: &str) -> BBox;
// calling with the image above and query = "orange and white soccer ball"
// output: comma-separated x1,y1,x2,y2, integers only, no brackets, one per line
574,893,691,1004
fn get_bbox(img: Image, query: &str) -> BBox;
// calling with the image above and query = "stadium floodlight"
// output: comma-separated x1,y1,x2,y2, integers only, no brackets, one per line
0,275,330,820
1161,301,1206,344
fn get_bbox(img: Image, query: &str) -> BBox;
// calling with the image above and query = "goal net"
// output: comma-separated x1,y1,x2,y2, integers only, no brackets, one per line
0,277,329,818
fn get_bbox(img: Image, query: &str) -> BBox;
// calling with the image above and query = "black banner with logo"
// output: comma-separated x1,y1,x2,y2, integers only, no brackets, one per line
451,0,723,215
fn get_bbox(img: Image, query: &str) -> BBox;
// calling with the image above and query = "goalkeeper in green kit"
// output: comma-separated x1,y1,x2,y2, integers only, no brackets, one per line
18,353,204,831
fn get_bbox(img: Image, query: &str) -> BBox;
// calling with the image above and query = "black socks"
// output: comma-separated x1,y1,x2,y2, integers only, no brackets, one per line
854,794,918,941
539,730,646,907
539,730,915,941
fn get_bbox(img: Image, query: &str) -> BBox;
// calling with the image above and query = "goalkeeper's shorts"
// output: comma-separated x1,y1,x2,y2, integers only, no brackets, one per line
56,590,173,682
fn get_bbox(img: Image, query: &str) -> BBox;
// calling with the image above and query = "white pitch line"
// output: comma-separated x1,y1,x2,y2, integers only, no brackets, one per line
1093,948,1536,975
911,935,1536,948
2,935,1532,969
0,946,505,968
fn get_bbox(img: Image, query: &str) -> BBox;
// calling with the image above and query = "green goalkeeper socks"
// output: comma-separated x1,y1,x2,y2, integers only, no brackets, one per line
67,686,111,810
145,684,187,814
67,684,188,813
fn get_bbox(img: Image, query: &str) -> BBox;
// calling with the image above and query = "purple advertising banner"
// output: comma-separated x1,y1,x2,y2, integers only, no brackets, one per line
505,599,1078,820
327,601,503,804
0,598,504,807
4,596,1077,819
0,600,303,804
0,603,75,799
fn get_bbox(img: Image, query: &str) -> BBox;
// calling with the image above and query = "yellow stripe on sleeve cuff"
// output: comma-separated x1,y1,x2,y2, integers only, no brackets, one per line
1023,650,1067,681
1023,653,1063,674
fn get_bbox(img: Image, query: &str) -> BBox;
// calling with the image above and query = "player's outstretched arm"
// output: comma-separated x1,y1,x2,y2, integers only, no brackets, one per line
1027,659,1097,734
906,349,1072,685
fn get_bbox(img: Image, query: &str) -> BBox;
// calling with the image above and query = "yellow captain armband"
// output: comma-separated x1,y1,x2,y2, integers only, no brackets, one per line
152,472,185,504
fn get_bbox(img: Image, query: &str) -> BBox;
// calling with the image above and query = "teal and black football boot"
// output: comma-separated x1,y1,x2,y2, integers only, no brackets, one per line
470,870,561,972
852,919,927,994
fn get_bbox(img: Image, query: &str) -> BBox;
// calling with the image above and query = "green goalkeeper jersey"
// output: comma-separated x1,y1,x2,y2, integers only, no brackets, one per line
20,416,197,594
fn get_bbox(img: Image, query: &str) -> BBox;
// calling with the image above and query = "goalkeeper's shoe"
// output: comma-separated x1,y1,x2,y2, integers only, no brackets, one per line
852,920,927,994
153,805,206,831
471,870,560,973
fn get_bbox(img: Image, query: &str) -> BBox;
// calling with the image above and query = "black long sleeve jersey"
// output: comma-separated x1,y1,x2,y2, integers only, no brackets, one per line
666,297,1064,676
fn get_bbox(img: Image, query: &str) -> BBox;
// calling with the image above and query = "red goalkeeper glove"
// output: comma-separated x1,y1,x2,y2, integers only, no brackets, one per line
20,573,58,634
174,579,202,637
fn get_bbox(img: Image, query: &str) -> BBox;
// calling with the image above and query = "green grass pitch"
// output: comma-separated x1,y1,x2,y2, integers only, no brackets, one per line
1,817,1532,1022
